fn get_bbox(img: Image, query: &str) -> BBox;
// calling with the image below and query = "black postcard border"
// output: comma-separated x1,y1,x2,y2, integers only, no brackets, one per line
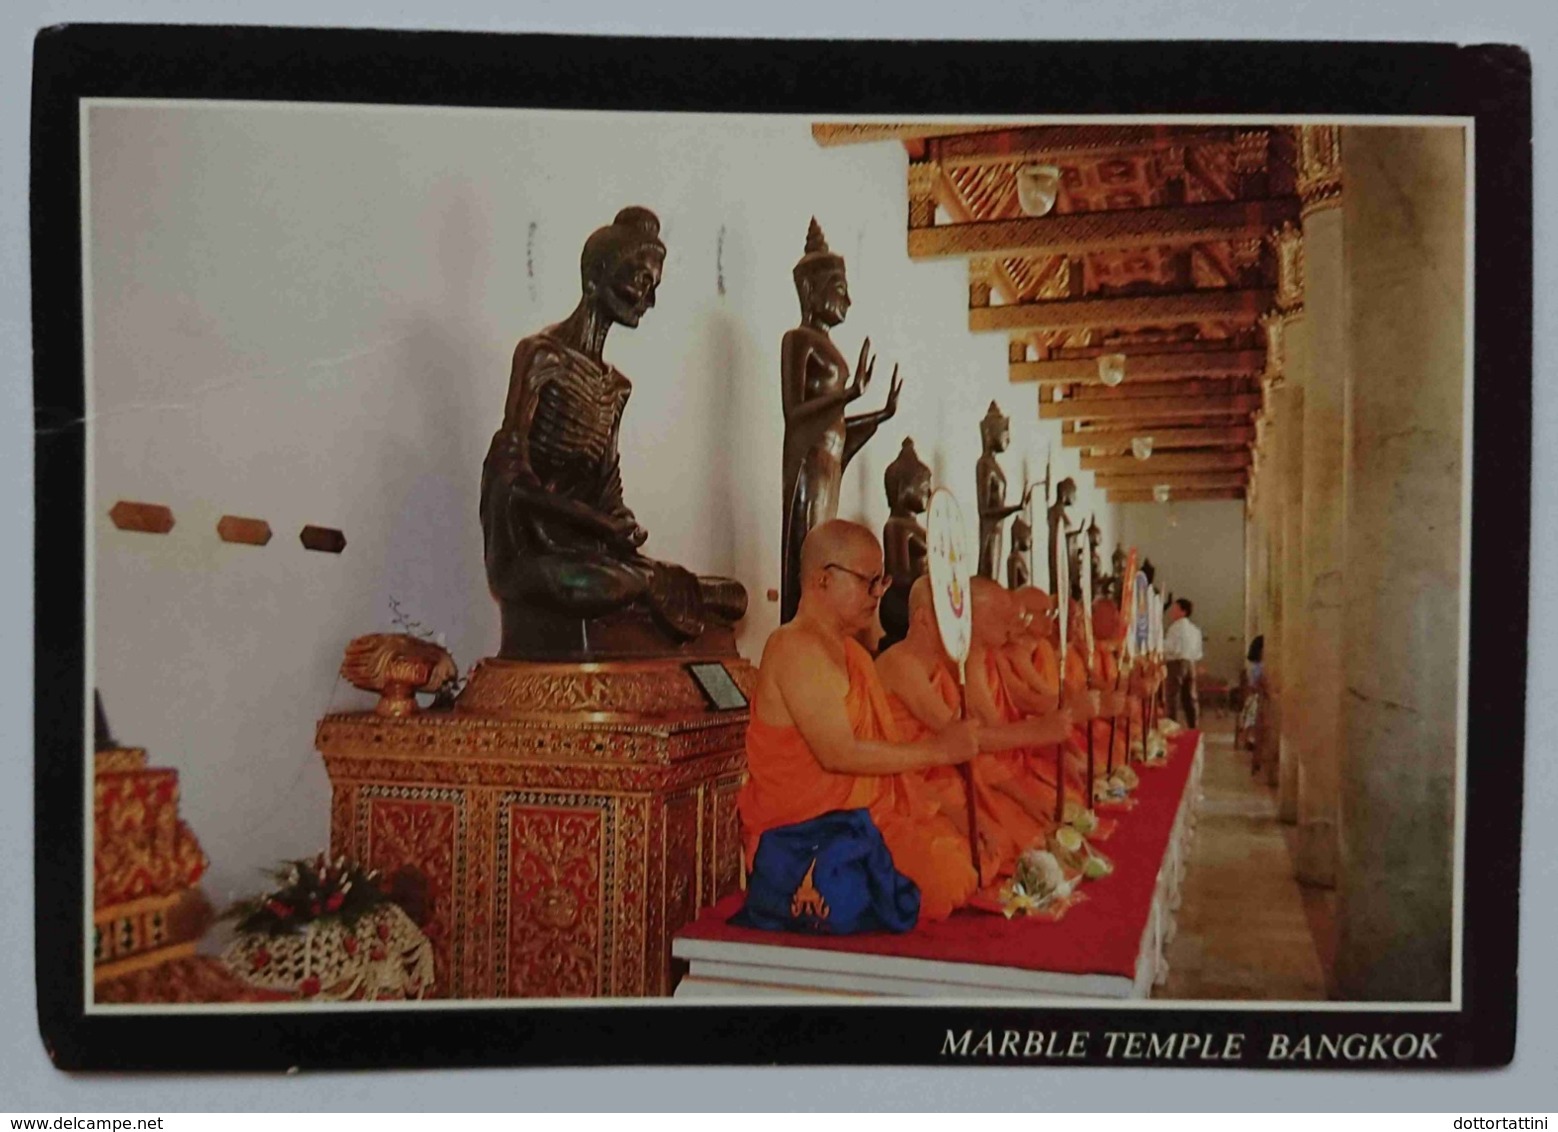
31,26,1532,1071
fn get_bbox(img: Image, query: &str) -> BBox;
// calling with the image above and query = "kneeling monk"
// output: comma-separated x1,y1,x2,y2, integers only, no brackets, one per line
739,520,981,921
963,578,1076,844
877,576,1078,883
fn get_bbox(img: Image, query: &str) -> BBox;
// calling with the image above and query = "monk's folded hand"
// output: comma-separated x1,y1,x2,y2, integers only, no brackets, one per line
1066,688,1095,721
934,719,980,766
1039,708,1074,746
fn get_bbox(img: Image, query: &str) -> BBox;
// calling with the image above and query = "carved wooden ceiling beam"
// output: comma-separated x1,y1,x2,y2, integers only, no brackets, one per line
972,287,1271,333
1040,393,1261,421
926,125,1236,168
1038,336,1259,359
1012,348,1265,384
1067,376,1258,401
1094,470,1249,491
1061,423,1255,450
811,122,1017,147
909,198,1299,261
1107,487,1245,503
1082,449,1251,473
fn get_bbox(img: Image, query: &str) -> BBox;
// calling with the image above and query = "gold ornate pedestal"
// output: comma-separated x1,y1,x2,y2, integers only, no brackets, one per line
317,655,753,999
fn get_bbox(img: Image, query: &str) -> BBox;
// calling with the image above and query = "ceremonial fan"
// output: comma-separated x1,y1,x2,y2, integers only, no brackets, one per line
1108,547,1139,778
1148,585,1164,739
926,488,980,878
1130,569,1151,765
1052,517,1071,824
1080,521,1096,809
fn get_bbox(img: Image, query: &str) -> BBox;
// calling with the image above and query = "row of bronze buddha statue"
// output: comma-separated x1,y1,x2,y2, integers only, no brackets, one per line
478,205,1138,663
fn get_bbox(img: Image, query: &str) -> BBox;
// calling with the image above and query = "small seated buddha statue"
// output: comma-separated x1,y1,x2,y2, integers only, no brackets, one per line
479,206,747,660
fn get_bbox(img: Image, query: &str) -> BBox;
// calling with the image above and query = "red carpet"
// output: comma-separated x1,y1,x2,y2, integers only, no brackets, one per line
679,730,1200,979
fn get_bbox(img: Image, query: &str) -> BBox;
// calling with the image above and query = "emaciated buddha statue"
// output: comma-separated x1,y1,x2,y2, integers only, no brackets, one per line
480,206,747,660
878,437,932,649
975,401,1032,580
780,217,902,624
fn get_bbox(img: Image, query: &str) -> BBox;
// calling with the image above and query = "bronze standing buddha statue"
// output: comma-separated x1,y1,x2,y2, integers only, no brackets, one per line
1047,475,1078,599
779,218,901,624
975,401,1031,580
1008,512,1033,590
878,437,932,648
480,206,747,660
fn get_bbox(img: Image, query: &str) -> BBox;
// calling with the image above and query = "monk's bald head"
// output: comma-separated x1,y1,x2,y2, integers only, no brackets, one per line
970,576,1013,645
800,518,880,585
1015,586,1054,620
908,575,934,621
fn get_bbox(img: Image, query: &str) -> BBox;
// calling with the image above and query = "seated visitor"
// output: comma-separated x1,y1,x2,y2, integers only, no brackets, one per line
738,520,981,922
1238,634,1266,766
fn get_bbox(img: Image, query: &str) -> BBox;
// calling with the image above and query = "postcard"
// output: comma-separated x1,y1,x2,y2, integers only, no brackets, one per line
31,27,1530,1070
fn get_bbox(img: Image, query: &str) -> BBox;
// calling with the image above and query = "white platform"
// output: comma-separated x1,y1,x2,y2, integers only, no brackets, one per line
673,736,1203,1000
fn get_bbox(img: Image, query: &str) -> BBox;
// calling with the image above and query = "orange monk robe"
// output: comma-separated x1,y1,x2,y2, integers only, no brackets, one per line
738,637,977,921
884,665,1022,881
1014,636,1083,795
978,650,1066,843
1088,645,1128,773
1058,640,1099,785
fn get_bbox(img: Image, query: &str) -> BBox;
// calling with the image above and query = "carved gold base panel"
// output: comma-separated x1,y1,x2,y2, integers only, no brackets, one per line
318,655,754,999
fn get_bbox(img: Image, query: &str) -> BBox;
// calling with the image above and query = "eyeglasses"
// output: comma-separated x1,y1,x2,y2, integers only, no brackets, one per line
824,562,893,597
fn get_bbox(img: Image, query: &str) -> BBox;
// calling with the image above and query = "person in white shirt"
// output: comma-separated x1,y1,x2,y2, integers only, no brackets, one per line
1162,598,1204,728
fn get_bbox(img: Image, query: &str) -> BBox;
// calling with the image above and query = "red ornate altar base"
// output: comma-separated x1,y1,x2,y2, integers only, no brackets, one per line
93,747,212,987
317,655,753,999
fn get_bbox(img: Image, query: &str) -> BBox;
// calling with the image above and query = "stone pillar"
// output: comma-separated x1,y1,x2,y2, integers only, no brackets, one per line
1257,385,1284,788
1266,219,1307,823
1334,126,1464,1001
1293,126,1346,887
1244,440,1264,650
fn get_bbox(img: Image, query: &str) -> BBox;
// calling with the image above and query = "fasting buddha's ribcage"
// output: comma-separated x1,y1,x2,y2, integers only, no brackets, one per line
527,358,631,499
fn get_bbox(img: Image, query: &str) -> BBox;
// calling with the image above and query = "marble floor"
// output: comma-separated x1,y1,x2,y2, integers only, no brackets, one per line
1159,717,1333,1001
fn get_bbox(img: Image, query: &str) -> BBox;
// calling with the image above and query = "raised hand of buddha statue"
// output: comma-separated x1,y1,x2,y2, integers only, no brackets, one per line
883,364,903,416
847,337,875,401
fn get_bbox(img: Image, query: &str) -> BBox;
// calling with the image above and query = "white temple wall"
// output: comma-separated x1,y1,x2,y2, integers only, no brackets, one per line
86,103,1118,905
1118,500,1248,685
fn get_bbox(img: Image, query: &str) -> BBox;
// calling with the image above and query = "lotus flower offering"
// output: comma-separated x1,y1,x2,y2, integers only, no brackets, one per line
999,848,1078,920
1048,825,1115,882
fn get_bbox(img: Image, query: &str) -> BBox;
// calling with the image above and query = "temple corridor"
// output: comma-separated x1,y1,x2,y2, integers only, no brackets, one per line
1160,720,1332,1001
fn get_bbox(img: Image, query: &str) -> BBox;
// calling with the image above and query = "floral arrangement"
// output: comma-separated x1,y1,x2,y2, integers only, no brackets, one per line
1000,848,1073,919
388,597,466,707
1050,825,1114,881
223,853,391,937
1065,801,1098,836
1095,773,1130,803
